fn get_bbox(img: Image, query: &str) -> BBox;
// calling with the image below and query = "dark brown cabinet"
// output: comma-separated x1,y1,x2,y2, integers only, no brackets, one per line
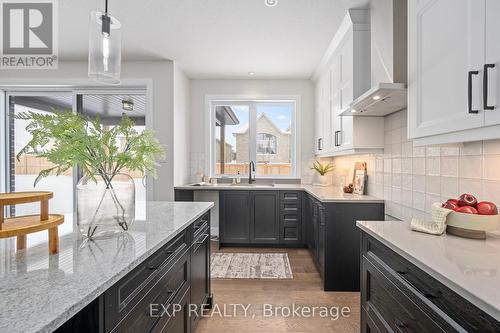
219,190,302,246
304,195,325,279
220,191,251,244
280,191,302,245
190,219,211,331
360,232,500,333
56,212,212,333
250,191,280,243
304,193,384,291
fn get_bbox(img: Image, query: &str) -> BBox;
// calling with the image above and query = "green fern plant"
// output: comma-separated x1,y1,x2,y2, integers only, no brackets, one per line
16,110,165,187
310,160,335,176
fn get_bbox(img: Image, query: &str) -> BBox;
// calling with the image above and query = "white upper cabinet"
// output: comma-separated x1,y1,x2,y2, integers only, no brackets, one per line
313,9,384,157
409,0,500,145
339,33,354,112
484,0,500,126
409,0,485,138
314,71,329,154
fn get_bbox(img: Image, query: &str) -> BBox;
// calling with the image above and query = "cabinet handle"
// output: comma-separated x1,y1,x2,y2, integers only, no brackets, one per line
195,234,209,244
318,138,323,151
334,130,341,147
424,292,438,299
468,70,479,114
484,64,496,110
395,320,407,331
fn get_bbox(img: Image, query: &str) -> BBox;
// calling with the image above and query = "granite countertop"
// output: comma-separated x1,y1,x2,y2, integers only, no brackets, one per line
175,183,384,203
0,201,214,333
356,220,500,321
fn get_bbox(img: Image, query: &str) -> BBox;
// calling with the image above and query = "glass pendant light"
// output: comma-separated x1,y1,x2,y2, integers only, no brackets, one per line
88,0,121,84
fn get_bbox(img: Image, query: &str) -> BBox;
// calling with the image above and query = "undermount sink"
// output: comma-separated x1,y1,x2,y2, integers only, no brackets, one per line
191,183,274,187
189,183,275,188
231,183,275,187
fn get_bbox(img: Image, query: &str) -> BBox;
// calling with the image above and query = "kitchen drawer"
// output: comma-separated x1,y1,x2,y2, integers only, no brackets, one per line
192,212,209,239
109,248,190,333
148,232,188,270
362,256,445,333
282,225,299,241
281,213,301,224
151,283,190,333
104,231,188,332
363,235,500,332
280,201,301,213
280,191,301,202
361,307,382,333
280,213,301,244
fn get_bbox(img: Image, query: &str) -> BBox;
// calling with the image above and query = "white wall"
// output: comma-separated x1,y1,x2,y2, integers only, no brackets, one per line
173,64,191,186
0,60,178,200
188,79,315,183
330,109,500,222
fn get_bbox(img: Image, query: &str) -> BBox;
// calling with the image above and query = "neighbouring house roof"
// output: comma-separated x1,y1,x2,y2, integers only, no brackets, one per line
215,106,239,126
233,113,290,137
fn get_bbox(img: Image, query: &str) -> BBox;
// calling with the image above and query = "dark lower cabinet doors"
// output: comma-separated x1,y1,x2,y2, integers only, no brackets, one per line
219,191,250,243
190,224,211,331
220,191,282,245
250,191,280,243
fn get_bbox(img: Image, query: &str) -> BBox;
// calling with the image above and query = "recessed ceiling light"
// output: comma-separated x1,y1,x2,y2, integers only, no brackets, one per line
248,71,255,76
373,95,381,100
265,0,278,7
351,109,357,113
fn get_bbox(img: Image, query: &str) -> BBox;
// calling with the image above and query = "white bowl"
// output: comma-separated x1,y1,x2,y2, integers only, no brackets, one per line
446,210,500,231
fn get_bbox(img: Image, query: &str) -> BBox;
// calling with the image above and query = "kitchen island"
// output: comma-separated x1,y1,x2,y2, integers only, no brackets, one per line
357,220,500,332
0,201,213,333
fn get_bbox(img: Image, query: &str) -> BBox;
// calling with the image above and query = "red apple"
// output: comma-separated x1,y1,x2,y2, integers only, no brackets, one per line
458,194,478,207
443,201,459,211
456,206,478,214
476,201,498,215
447,199,459,204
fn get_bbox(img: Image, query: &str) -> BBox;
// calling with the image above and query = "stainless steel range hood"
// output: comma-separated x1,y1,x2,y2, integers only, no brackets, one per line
342,0,407,117
340,82,406,116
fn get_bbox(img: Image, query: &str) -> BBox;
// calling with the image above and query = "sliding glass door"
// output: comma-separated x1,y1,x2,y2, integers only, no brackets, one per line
76,91,147,218
5,92,76,245
1,89,148,246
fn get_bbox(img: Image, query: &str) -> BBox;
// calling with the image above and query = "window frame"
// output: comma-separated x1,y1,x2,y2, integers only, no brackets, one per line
206,95,300,179
1,88,149,215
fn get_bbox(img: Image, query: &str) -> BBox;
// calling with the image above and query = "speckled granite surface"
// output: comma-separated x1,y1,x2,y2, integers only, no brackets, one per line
357,220,500,322
0,201,213,333
175,183,384,203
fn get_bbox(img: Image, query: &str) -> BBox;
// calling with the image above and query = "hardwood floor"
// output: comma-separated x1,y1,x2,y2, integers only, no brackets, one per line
195,243,360,333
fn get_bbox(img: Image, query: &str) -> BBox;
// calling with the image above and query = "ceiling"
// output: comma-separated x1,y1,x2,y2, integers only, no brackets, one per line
59,0,369,79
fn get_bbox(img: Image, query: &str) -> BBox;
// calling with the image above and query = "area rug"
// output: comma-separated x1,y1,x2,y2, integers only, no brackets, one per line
211,253,293,279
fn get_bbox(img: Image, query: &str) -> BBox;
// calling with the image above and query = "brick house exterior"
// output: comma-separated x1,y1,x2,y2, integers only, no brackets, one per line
234,113,290,163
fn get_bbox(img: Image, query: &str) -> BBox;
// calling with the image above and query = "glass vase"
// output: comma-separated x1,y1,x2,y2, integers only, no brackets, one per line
77,173,135,239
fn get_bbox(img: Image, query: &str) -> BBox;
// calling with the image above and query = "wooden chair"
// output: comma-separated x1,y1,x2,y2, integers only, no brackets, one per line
0,192,64,254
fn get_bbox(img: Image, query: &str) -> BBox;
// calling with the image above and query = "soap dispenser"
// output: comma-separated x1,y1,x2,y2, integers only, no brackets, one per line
236,170,241,184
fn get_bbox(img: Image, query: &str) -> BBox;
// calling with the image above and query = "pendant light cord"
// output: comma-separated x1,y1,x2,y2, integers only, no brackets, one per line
105,0,108,15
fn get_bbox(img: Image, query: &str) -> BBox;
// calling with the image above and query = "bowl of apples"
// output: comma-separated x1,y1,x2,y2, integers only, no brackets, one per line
442,194,500,239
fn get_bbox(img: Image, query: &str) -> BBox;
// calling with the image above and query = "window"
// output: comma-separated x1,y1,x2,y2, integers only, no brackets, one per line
211,100,296,178
1,90,148,244
257,133,277,155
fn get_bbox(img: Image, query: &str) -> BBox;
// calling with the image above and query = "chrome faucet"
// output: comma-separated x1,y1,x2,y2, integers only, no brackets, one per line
249,161,256,184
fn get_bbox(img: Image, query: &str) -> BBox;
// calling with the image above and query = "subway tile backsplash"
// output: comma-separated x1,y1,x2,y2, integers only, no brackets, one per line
330,109,500,222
